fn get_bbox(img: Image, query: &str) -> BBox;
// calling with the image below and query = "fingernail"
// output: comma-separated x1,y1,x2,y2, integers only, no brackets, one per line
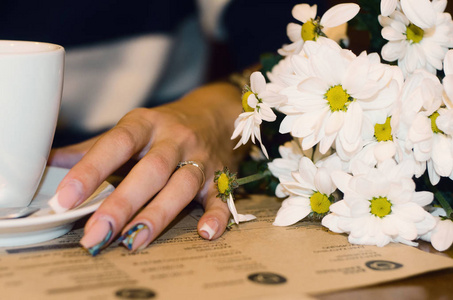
118,223,151,251
80,219,114,256
48,180,84,213
199,219,219,240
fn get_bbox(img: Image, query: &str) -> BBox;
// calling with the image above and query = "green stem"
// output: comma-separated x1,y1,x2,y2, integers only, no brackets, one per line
237,170,272,186
423,175,453,218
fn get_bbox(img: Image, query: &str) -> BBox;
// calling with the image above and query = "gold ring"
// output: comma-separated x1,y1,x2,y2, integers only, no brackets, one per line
177,161,206,187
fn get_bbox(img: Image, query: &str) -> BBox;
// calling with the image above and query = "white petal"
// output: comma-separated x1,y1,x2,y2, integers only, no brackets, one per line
247,93,258,108
258,105,277,122
280,115,299,134
408,114,432,143
427,159,441,185
237,214,257,223
401,0,436,29
250,72,266,94
443,50,453,75
432,134,453,176
382,216,399,236
287,23,302,43
309,44,346,86
431,219,453,251
329,200,352,217
227,194,239,224
345,102,362,143
381,26,405,41
320,3,360,28
314,168,336,195
349,200,372,217
411,191,433,206
381,41,406,62
297,77,330,96
299,157,317,184
319,132,337,154
331,171,352,194
292,108,329,138
392,216,418,240
374,141,397,162
433,0,447,12
325,111,344,135
381,0,398,17
273,202,312,226
292,4,317,23
321,213,343,233
342,55,371,96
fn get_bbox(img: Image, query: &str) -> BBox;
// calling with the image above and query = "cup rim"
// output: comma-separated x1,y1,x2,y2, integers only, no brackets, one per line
0,40,64,55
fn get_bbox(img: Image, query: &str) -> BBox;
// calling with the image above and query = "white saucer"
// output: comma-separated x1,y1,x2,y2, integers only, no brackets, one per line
0,166,114,247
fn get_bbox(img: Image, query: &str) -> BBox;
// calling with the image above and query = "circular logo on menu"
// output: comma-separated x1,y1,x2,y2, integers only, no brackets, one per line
365,260,403,271
247,272,287,285
115,288,156,299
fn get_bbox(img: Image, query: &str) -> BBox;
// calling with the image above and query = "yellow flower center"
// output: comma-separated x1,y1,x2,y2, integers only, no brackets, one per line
406,23,424,44
429,111,444,134
325,85,352,112
301,20,319,41
242,91,255,112
217,173,230,194
374,117,393,142
369,197,392,218
310,192,331,214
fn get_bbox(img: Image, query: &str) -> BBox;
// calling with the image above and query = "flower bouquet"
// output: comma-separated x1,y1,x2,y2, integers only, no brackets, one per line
216,0,453,252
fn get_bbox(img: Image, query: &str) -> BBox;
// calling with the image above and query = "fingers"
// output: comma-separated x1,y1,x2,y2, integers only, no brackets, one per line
115,168,230,252
48,110,153,212
81,158,203,253
197,190,231,240
48,136,99,168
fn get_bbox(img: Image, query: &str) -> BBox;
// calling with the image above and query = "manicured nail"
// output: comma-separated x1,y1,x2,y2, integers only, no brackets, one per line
48,180,84,213
118,224,151,251
80,219,114,256
199,219,219,240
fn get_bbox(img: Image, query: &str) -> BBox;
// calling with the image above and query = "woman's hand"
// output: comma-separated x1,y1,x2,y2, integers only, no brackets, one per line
48,82,243,255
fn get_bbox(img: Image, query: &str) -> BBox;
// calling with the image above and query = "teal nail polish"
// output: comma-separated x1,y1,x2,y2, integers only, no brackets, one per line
85,221,113,256
118,223,149,250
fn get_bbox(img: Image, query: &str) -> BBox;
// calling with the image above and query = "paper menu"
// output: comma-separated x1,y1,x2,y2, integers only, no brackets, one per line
0,195,452,300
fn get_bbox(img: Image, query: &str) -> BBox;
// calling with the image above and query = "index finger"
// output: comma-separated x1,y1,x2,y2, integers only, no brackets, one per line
48,109,154,212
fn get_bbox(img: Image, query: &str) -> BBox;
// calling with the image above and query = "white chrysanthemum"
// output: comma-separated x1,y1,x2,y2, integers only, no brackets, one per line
278,41,398,161
350,115,403,169
380,0,399,17
350,67,404,168
268,140,305,198
278,3,360,56
419,207,453,251
379,0,453,77
322,159,436,247
231,72,286,158
273,155,342,226
397,69,453,184
268,140,332,197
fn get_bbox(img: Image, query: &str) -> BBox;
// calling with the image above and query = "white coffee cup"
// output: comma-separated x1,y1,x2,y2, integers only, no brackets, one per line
0,40,64,207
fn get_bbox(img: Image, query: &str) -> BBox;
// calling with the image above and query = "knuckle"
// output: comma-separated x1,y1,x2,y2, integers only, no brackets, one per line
149,151,173,175
108,126,138,158
122,107,152,122
174,125,200,148
68,161,102,193
106,196,135,222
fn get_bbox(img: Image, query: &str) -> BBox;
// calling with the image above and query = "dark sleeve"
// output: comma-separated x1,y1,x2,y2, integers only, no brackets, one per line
0,0,196,47
222,0,328,69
